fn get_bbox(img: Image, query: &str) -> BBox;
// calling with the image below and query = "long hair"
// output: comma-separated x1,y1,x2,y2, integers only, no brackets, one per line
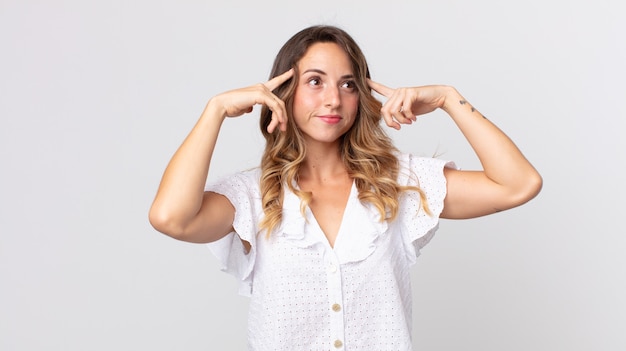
258,25,429,236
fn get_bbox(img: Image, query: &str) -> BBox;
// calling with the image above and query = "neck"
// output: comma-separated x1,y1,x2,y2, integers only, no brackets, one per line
299,141,346,183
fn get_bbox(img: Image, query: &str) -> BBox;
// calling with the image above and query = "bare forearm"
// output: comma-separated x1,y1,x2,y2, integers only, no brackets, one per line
149,69,293,239
149,101,225,234
441,87,541,194
368,79,541,217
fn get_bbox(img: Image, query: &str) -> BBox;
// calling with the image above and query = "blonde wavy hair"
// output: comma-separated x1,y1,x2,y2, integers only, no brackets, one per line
258,25,430,236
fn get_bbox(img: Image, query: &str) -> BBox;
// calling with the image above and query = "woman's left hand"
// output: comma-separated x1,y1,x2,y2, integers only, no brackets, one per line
368,79,453,130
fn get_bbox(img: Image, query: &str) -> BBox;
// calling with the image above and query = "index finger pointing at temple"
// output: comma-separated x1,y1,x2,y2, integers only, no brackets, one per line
265,68,295,91
367,79,394,97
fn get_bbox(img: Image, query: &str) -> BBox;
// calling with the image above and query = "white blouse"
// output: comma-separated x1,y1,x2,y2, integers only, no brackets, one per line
206,153,453,351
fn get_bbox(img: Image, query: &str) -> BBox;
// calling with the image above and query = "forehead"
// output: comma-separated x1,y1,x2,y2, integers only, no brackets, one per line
298,42,353,72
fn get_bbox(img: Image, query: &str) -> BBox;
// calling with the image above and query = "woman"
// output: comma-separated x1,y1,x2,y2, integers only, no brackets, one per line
149,25,542,350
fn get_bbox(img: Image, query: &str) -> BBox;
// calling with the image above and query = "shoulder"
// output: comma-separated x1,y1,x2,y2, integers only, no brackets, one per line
395,152,455,187
206,167,262,197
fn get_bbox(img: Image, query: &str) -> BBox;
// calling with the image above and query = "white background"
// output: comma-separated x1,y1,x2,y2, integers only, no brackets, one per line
1,0,624,350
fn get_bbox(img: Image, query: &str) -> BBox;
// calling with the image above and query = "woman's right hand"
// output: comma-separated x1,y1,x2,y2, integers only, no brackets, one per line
209,68,294,133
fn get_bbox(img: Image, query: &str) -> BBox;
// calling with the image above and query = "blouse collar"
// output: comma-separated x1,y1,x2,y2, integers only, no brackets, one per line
276,182,388,264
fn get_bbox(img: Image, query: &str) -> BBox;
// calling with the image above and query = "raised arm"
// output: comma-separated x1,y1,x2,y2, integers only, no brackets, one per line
368,80,542,219
149,69,293,243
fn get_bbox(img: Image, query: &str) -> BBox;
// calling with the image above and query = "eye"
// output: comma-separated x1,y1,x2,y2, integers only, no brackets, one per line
341,80,357,92
306,77,321,86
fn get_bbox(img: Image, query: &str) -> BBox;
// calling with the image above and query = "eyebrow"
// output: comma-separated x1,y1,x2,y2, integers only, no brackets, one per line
302,68,354,80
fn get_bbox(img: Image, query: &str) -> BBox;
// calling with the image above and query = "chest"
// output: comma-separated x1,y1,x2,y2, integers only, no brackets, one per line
299,180,352,248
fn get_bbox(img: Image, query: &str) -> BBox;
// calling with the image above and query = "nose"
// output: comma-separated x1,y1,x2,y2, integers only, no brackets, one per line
324,86,341,109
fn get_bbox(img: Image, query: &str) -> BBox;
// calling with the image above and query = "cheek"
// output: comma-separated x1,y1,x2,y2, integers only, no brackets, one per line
291,92,303,117
345,95,359,117
293,90,314,114
291,93,310,127
343,97,359,130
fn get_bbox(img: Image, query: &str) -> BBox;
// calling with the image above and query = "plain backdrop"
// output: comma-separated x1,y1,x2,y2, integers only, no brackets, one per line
1,0,624,350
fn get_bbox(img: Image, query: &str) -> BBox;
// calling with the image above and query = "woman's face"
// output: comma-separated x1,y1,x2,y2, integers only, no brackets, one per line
292,42,359,145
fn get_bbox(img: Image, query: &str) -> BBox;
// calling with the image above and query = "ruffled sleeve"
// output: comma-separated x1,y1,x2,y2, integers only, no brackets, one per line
204,169,262,297
396,153,456,264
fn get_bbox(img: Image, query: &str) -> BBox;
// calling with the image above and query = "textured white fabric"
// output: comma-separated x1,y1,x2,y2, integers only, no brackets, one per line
206,153,454,350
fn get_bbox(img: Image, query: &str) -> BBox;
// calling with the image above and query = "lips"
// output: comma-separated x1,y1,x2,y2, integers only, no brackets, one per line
317,115,342,124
